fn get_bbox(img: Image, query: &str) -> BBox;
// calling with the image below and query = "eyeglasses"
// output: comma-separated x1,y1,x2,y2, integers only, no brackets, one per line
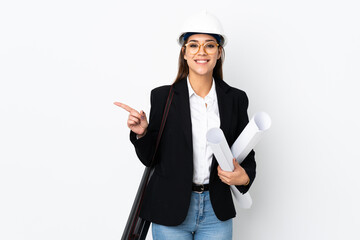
184,41,220,55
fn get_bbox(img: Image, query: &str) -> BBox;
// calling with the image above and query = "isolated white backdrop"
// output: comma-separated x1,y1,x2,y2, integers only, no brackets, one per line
1,0,359,240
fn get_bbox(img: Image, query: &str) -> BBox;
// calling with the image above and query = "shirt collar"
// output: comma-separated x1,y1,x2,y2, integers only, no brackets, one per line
187,77,216,100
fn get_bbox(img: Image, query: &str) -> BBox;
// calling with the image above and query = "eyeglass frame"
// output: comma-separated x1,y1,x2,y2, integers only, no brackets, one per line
184,41,220,55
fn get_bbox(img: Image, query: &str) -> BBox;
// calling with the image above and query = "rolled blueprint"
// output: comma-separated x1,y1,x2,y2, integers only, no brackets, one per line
231,112,272,164
206,112,271,209
207,128,253,209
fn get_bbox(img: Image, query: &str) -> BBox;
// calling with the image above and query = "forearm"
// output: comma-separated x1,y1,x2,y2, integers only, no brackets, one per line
130,129,157,167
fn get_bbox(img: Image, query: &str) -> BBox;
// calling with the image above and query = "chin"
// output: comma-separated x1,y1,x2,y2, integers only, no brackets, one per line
190,71,212,77
189,67,214,77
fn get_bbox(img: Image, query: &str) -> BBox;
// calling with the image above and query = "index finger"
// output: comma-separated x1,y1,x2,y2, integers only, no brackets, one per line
217,165,233,178
114,102,133,113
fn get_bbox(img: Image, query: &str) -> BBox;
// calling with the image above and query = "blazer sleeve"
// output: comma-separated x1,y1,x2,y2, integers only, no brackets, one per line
235,92,257,194
129,87,168,167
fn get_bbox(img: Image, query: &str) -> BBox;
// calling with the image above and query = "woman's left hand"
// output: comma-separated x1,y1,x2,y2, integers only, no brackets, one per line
217,158,250,186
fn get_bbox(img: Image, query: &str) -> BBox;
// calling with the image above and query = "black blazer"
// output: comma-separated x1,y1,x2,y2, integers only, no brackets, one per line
130,77,256,226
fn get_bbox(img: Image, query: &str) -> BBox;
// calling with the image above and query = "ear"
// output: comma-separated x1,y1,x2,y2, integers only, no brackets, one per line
182,47,187,60
217,46,222,60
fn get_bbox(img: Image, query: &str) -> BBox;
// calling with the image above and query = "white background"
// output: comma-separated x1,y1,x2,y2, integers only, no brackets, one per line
1,0,359,239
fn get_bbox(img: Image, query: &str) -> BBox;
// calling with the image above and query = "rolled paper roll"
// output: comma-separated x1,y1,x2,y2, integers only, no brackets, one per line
207,127,252,209
206,112,271,209
231,112,272,164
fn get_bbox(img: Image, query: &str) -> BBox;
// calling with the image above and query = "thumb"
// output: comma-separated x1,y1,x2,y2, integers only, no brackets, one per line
140,110,146,120
233,158,240,169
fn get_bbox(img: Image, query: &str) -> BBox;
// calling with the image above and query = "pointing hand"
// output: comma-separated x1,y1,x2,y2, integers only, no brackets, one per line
114,102,148,137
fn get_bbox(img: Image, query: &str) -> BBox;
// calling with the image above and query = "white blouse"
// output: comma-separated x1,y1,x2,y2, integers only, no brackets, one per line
187,77,220,185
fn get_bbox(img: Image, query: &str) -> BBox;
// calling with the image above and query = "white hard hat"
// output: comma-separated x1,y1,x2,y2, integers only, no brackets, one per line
178,10,227,46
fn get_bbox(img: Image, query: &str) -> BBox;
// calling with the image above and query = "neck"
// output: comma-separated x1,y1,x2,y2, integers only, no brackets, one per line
188,72,213,98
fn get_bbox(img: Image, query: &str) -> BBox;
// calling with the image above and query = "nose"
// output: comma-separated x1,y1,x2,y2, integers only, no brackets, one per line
198,44,207,55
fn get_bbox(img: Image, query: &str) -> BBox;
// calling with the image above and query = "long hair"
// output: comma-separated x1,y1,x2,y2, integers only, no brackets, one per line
173,42,225,84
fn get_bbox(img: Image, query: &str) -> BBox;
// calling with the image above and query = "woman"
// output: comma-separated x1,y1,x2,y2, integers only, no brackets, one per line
115,11,256,240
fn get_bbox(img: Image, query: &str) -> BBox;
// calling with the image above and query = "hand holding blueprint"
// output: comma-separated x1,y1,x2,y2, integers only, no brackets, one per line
206,112,271,209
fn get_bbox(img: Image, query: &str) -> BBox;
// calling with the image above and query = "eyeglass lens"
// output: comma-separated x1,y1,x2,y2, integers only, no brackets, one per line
186,42,218,54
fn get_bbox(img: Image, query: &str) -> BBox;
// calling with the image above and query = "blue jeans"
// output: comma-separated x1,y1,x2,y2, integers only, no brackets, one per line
152,191,233,240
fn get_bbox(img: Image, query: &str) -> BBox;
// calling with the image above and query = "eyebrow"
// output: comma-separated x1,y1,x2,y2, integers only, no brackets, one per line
188,39,217,43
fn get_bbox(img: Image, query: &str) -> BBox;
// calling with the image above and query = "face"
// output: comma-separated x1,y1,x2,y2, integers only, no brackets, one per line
183,34,222,78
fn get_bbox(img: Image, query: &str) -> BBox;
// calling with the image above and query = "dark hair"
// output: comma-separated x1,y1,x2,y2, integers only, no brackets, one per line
173,40,225,84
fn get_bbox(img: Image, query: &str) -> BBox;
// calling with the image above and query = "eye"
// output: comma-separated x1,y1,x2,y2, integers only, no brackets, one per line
188,43,199,48
206,43,216,48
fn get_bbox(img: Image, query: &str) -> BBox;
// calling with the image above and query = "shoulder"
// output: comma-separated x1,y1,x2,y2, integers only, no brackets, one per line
216,78,249,103
149,85,172,106
230,85,248,99
151,85,172,97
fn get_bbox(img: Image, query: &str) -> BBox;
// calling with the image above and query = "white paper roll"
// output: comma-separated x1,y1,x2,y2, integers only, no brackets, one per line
231,112,271,164
207,128,253,209
206,112,271,209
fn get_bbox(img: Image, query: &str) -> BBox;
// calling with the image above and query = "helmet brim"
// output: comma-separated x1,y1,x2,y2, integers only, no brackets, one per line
178,32,227,46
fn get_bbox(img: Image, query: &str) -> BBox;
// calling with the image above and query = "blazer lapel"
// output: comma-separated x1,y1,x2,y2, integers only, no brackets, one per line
214,78,232,142
172,78,193,153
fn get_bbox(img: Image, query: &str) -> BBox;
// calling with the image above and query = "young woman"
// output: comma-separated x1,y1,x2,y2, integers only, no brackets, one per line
115,11,256,240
